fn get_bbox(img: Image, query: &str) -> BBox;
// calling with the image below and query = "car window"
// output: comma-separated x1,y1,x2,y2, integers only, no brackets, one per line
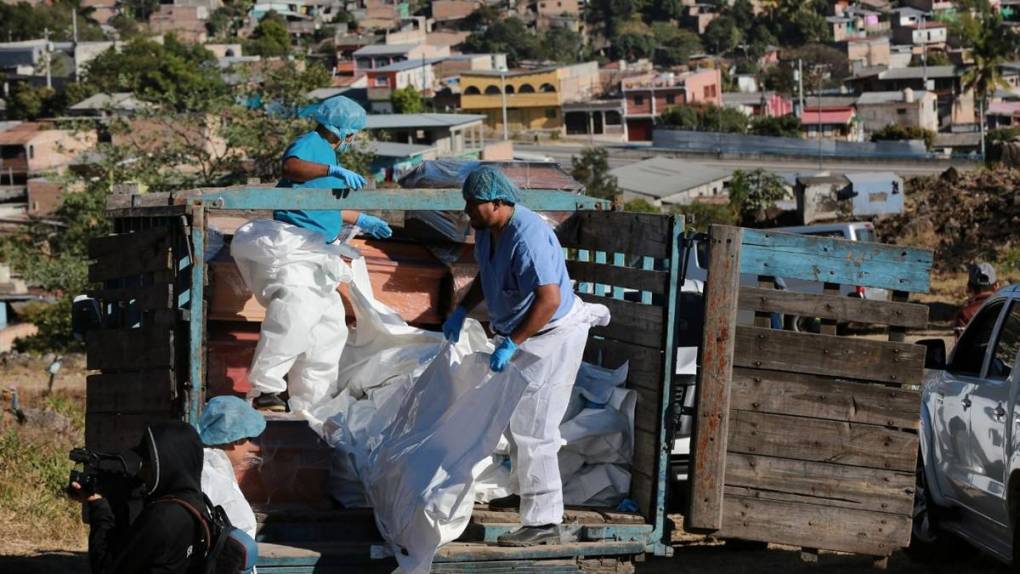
854,227,877,243
802,230,848,238
949,299,1005,377
987,301,1020,381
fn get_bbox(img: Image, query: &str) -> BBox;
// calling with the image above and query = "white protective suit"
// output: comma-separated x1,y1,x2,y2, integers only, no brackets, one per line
201,448,258,539
507,296,610,527
230,219,353,416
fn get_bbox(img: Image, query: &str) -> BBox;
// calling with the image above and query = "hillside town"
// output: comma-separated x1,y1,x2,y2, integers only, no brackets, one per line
3,1,1020,573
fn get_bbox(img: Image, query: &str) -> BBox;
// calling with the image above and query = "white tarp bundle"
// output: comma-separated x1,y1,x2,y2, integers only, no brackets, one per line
310,257,616,573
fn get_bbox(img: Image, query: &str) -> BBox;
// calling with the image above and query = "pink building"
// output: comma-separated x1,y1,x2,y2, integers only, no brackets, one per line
621,69,722,141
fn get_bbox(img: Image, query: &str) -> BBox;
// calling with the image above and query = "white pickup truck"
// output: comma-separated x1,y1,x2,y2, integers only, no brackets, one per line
915,284,1020,564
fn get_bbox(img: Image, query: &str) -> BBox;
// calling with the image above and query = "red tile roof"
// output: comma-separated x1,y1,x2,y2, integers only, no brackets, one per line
800,107,855,125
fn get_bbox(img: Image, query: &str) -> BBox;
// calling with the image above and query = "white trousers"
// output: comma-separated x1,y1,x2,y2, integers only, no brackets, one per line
231,220,351,415
508,298,609,526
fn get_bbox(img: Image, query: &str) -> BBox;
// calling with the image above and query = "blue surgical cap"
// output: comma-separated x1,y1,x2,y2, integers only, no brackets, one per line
198,396,266,446
462,166,520,205
314,96,366,140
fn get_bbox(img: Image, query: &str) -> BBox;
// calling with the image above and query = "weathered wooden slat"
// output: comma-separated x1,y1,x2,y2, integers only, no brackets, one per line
632,385,660,434
719,495,911,556
724,454,915,515
566,260,668,295
558,212,672,259
89,284,174,310
727,410,918,472
86,324,173,371
85,412,177,451
583,337,663,393
578,293,663,349
740,229,933,294
738,286,929,329
86,372,175,414
88,227,170,258
630,469,655,523
688,225,742,532
734,326,925,385
89,236,172,282
730,368,920,429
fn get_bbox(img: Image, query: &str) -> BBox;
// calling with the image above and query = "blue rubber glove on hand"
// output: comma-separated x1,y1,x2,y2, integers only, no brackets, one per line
442,307,468,343
490,337,518,372
327,165,367,190
356,213,392,239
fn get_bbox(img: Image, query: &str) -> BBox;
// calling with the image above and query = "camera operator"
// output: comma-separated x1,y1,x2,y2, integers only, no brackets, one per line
68,421,206,574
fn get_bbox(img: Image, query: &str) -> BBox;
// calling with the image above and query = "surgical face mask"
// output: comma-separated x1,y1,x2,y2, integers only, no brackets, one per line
337,142,351,153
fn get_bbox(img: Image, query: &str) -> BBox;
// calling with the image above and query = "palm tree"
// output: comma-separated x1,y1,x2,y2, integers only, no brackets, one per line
959,1,1016,158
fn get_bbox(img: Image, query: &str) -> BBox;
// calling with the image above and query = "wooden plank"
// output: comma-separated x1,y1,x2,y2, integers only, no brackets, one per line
472,509,607,525
740,229,933,294
888,290,910,343
753,277,773,329
820,282,839,336
724,454,915,515
86,372,175,414
89,284,174,310
632,385,660,434
738,286,929,329
583,337,662,393
630,469,655,523
719,495,911,556
734,326,925,385
688,225,742,531
88,227,170,258
578,293,663,349
730,368,920,429
85,411,177,452
566,260,668,295
558,211,672,259
86,324,173,371
727,410,918,472
89,236,172,282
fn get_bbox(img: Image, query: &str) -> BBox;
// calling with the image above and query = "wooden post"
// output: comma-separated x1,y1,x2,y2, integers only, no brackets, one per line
687,225,742,531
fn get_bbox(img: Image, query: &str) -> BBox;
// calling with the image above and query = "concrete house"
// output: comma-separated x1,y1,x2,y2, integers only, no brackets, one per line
363,113,486,157
609,156,733,206
148,5,209,43
799,106,861,141
0,122,97,185
620,69,722,141
848,65,975,130
352,42,449,70
855,88,939,133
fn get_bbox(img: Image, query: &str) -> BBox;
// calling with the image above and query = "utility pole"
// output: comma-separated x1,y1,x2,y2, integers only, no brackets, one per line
43,27,52,90
500,71,509,141
72,9,80,84
797,59,805,117
921,13,928,89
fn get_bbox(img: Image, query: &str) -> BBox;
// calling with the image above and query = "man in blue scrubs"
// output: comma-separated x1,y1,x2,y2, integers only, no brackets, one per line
443,166,603,547
231,96,392,414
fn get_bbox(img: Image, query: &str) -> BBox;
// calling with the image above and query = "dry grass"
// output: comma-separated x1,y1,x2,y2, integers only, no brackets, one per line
0,356,88,556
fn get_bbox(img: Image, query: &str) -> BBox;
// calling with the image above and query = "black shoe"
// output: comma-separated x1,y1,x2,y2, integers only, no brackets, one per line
497,525,571,547
252,393,287,412
487,494,520,511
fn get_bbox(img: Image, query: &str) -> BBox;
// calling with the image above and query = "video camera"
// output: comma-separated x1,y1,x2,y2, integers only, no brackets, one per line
68,447,144,498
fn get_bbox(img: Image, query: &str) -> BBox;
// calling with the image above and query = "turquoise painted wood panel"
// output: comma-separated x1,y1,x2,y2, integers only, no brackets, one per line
740,228,933,293
193,188,608,212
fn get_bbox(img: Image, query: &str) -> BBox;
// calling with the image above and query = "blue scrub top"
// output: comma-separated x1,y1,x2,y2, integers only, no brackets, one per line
274,131,347,243
474,205,574,335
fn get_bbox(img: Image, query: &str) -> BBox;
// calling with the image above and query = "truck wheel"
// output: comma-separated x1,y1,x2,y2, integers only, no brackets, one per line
907,456,972,562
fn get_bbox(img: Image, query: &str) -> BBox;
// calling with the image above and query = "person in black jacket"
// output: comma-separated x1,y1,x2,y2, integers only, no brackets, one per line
69,421,206,574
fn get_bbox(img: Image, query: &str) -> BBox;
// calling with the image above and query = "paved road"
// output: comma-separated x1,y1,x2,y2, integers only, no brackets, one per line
517,142,979,177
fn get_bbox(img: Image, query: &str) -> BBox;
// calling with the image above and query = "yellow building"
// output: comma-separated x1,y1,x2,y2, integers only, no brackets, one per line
459,62,599,134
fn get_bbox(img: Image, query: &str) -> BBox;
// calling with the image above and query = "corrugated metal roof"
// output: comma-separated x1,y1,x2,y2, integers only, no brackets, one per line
368,141,435,158
845,172,901,187
365,113,485,129
609,157,732,199
879,65,959,80
988,101,1020,115
856,90,930,105
69,92,153,111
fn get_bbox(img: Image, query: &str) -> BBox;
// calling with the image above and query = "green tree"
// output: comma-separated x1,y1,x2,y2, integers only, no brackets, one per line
460,4,501,31
463,17,542,67
660,104,748,133
7,84,56,120
624,198,661,214
609,32,657,61
541,27,585,64
652,23,702,67
869,124,936,150
749,114,801,138
727,168,789,224
391,86,424,113
245,11,292,57
670,202,738,231
704,15,742,54
121,0,159,21
0,0,105,42
571,146,621,200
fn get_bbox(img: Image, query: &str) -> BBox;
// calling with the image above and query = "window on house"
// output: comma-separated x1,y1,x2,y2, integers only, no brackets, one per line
464,86,481,95
704,86,710,99
897,108,907,115
666,94,676,105
634,95,645,106
374,77,389,87
27,145,34,160
484,85,501,95
545,108,557,119
519,83,536,93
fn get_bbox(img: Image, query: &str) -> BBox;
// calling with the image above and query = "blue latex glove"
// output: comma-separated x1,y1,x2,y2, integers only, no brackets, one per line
327,164,367,189
490,338,518,372
443,306,468,343
356,213,392,239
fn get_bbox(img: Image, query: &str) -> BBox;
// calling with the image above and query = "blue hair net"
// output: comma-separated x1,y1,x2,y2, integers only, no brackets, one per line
462,166,520,205
198,396,266,446
314,96,367,140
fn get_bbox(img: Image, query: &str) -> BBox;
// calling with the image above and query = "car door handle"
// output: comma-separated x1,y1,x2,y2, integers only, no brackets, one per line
995,405,1007,418
962,397,972,409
